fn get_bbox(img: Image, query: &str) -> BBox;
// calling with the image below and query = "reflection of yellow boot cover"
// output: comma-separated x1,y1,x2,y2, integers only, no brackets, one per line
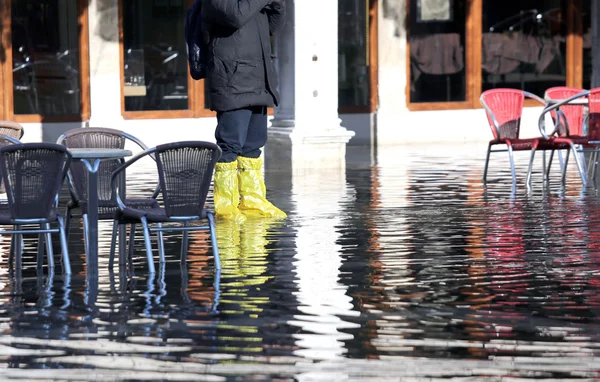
214,161,246,222
215,218,273,315
237,156,287,219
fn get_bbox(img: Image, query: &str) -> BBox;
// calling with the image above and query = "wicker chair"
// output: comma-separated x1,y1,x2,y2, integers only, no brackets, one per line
110,141,221,274
56,127,158,256
0,143,71,274
0,134,23,254
0,121,24,141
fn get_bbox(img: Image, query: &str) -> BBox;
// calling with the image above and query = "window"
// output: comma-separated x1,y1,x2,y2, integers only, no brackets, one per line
408,0,466,103
6,0,90,122
119,0,213,119
582,0,591,89
338,0,378,113
406,0,587,110
482,1,566,95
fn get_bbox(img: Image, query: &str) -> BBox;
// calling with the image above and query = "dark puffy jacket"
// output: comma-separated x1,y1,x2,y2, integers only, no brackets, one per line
202,0,285,112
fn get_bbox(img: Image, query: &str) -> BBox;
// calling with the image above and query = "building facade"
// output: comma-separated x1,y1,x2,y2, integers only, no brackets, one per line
0,0,592,152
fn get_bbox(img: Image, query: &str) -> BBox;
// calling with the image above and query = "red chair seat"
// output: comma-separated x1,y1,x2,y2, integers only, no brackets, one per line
491,138,570,151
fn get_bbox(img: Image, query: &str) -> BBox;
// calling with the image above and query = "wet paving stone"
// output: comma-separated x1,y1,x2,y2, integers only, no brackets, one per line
0,143,599,380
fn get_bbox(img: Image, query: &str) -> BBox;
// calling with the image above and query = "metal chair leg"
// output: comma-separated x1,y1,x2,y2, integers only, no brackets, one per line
9,226,17,267
15,226,23,276
507,145,517,185
561,150,571,185
82,214,90,255
546,149,556,182
526,148,537,189
207,213,220,271
37,229,45,273
64,206,72,242
578,145,588,178
141,217,155,274
57,216,71,275
593,149,600,182
483,144,492,183
118,224,127,263
570,143,588,187
181,221,189,259
109,220,119,269
157,223,165,263
44,223,54,269
128,224,137,272
557,150,565,173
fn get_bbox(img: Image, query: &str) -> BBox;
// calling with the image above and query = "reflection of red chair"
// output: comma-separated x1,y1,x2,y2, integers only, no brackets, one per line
480,88,570,189
484,201,529,309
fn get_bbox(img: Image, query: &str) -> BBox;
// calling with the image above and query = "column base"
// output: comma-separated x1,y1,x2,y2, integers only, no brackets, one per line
265,119,355,172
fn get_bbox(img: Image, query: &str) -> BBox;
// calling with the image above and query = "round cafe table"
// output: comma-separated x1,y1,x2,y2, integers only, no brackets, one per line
68,148,132,304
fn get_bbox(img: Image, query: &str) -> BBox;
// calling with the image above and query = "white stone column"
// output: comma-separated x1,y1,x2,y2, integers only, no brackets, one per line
87,0,124,127
266,0,355,172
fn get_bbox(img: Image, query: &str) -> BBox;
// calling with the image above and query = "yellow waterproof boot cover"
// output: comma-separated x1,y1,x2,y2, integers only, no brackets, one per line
237,157,287,219
214,161,246,222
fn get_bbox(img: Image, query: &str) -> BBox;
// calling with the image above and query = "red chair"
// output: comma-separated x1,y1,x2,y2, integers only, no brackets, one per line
540,88,591,186
480,88,567,189
545,87,587,138
585,88,600,181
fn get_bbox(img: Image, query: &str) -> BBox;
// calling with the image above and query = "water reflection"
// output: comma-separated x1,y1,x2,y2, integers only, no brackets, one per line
0,144,599,379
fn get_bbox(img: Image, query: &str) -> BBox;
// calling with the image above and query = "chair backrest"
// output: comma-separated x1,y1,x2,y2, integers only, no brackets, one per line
587,88,600,142
480,89,524,140
544,87,587,137
155,141,221,218
0,121,24,140
0,143,71,220
57,127,148,204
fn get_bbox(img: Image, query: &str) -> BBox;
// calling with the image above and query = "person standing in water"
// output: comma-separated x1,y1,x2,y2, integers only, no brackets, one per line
202,0,287,220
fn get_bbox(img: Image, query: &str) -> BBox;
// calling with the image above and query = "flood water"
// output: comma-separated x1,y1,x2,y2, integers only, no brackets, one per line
1,143,600,381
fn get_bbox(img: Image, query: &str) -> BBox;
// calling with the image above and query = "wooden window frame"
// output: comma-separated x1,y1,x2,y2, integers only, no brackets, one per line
338,0,379,114
0,0,90,122
406,0,585,110
118,0,215,120
339,0,379,115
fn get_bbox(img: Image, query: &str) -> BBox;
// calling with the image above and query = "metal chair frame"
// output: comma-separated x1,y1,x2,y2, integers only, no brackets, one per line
109,141,221,275
537,90,592,188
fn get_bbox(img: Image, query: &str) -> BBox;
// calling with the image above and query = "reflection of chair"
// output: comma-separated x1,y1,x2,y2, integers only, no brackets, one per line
110,141,221,274
144,45,186,106
0,143,71,274
56,127,157,257
12,62,39,114
31,60,80,115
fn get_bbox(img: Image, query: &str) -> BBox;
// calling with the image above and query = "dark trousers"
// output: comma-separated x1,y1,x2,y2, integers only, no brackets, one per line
215,106,268,163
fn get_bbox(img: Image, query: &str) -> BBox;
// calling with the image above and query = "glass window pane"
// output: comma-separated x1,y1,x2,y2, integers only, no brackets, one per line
122,0,189,112
409,0,466,103
339,0,370,109
12,0,81,116
482,1,567,96
583,0,591,89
